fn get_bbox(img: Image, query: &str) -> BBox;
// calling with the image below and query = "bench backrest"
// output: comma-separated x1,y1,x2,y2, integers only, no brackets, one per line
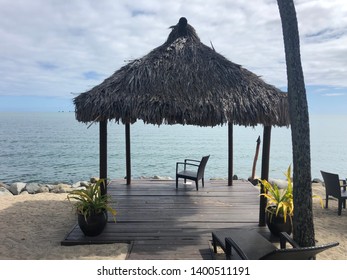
197,155,210,180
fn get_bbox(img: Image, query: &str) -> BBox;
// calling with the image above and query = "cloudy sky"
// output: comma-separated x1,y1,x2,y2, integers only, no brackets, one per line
1,0,346,114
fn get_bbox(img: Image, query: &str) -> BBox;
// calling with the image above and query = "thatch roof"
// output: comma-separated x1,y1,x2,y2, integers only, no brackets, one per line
74,17,290,127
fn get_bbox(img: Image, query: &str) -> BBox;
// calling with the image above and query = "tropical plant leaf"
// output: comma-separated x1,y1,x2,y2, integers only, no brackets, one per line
67,179,117,222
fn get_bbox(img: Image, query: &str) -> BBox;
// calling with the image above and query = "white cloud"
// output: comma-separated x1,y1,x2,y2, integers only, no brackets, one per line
0,0,346,99
322,93,346,97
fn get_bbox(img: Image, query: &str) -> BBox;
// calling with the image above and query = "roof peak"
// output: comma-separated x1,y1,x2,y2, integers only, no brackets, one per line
166,17,200,44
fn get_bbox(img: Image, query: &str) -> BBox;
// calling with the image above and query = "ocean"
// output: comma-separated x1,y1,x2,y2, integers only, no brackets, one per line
0,112,346,184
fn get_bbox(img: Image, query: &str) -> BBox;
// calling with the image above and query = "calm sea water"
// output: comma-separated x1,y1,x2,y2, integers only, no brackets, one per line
0,112,346,184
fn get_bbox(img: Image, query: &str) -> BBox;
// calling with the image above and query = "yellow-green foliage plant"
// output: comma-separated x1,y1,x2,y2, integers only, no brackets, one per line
68,179,116,222
259,165,323,223
259,165,293,223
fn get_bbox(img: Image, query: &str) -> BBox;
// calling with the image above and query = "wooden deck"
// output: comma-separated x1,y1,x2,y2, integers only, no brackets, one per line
61,179,264,259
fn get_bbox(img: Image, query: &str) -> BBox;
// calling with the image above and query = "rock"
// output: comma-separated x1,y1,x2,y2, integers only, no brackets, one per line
9,182,26,195
232,174,238,180
90,177,99,183
73,186,86,191
312,178,323,184
80,181,90,187
152,175,173,180
49,185,61,193
25,183,42,194
38,186,49,193
72,181,89,188
19,191,29,195
51,183,73,193
0,181,10,190
268,179,289,189
0,187,13,196
248,177,260,186
72,182,81,188
45,184,55,191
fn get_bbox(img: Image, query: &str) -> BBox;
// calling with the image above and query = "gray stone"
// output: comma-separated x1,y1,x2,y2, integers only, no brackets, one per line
0,187,13,196
73,186,86,191
9,182,26,195
248,177,260,186
50,185,61,193
51,183,73,193
19,191,29,195
25,183,42,194
45,184,55,191
152,175,173,180
72,181,88,188
90,177,99,183
312,178,323,184
269,178,290,189
80,181,90,187
0,181,10,190
38,186,49,193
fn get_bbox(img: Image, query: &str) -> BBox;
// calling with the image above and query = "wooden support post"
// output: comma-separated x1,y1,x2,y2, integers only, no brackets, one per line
99,120,107,195
125,123,131,185
259,125,271,226
228,123,233,186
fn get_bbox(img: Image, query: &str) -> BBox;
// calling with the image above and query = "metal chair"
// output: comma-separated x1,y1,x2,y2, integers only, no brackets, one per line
176,155,210,190
321,170,347,215
212,229,339,260
225,232,339,260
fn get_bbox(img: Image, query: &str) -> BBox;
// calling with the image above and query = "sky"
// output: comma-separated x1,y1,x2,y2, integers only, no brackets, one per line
0,0,347,114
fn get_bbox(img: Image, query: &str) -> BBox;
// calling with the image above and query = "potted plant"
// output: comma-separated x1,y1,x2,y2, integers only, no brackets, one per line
259,166,294,236
68,179,116,236
259,165,322,236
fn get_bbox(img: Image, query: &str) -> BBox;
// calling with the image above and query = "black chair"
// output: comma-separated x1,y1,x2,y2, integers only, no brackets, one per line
176,155,210,190
225,232,339,260
320,170,347,215
212,229,339,260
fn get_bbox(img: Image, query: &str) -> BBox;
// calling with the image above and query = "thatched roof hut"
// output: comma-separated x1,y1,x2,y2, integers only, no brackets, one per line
74,17,289,127
74,18,289,225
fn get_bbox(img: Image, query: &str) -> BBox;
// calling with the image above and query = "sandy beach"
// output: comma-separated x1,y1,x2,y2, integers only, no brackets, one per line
0,192,129,260
0,182,345,260
310,183,346,260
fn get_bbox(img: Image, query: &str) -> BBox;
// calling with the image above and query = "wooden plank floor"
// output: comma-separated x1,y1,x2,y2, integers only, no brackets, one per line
61,179,263,259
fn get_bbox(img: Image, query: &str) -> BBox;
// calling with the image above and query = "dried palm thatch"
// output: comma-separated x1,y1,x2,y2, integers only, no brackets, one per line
74,17,290,127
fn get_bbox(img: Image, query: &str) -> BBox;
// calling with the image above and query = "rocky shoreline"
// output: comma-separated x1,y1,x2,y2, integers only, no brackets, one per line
0,179,96,196
0,176,324,197
0,176,176,196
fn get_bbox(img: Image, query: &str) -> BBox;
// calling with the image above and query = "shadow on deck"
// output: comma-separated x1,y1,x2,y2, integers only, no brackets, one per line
61,179,264,259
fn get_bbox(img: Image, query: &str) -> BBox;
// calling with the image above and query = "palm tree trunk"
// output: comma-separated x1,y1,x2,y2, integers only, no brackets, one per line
277,0,315,246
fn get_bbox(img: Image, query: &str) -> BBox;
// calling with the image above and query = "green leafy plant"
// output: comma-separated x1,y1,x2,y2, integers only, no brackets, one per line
259,165,293,223
67,179,116,222
259,165,323,223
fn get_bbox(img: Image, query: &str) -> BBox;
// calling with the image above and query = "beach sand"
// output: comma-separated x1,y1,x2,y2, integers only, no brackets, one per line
311,183,346,260
0,183,345,260
0,193,129,260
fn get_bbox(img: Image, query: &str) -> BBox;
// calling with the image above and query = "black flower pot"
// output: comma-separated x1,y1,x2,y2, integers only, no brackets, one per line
266,210,292,237
78,210,108,236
